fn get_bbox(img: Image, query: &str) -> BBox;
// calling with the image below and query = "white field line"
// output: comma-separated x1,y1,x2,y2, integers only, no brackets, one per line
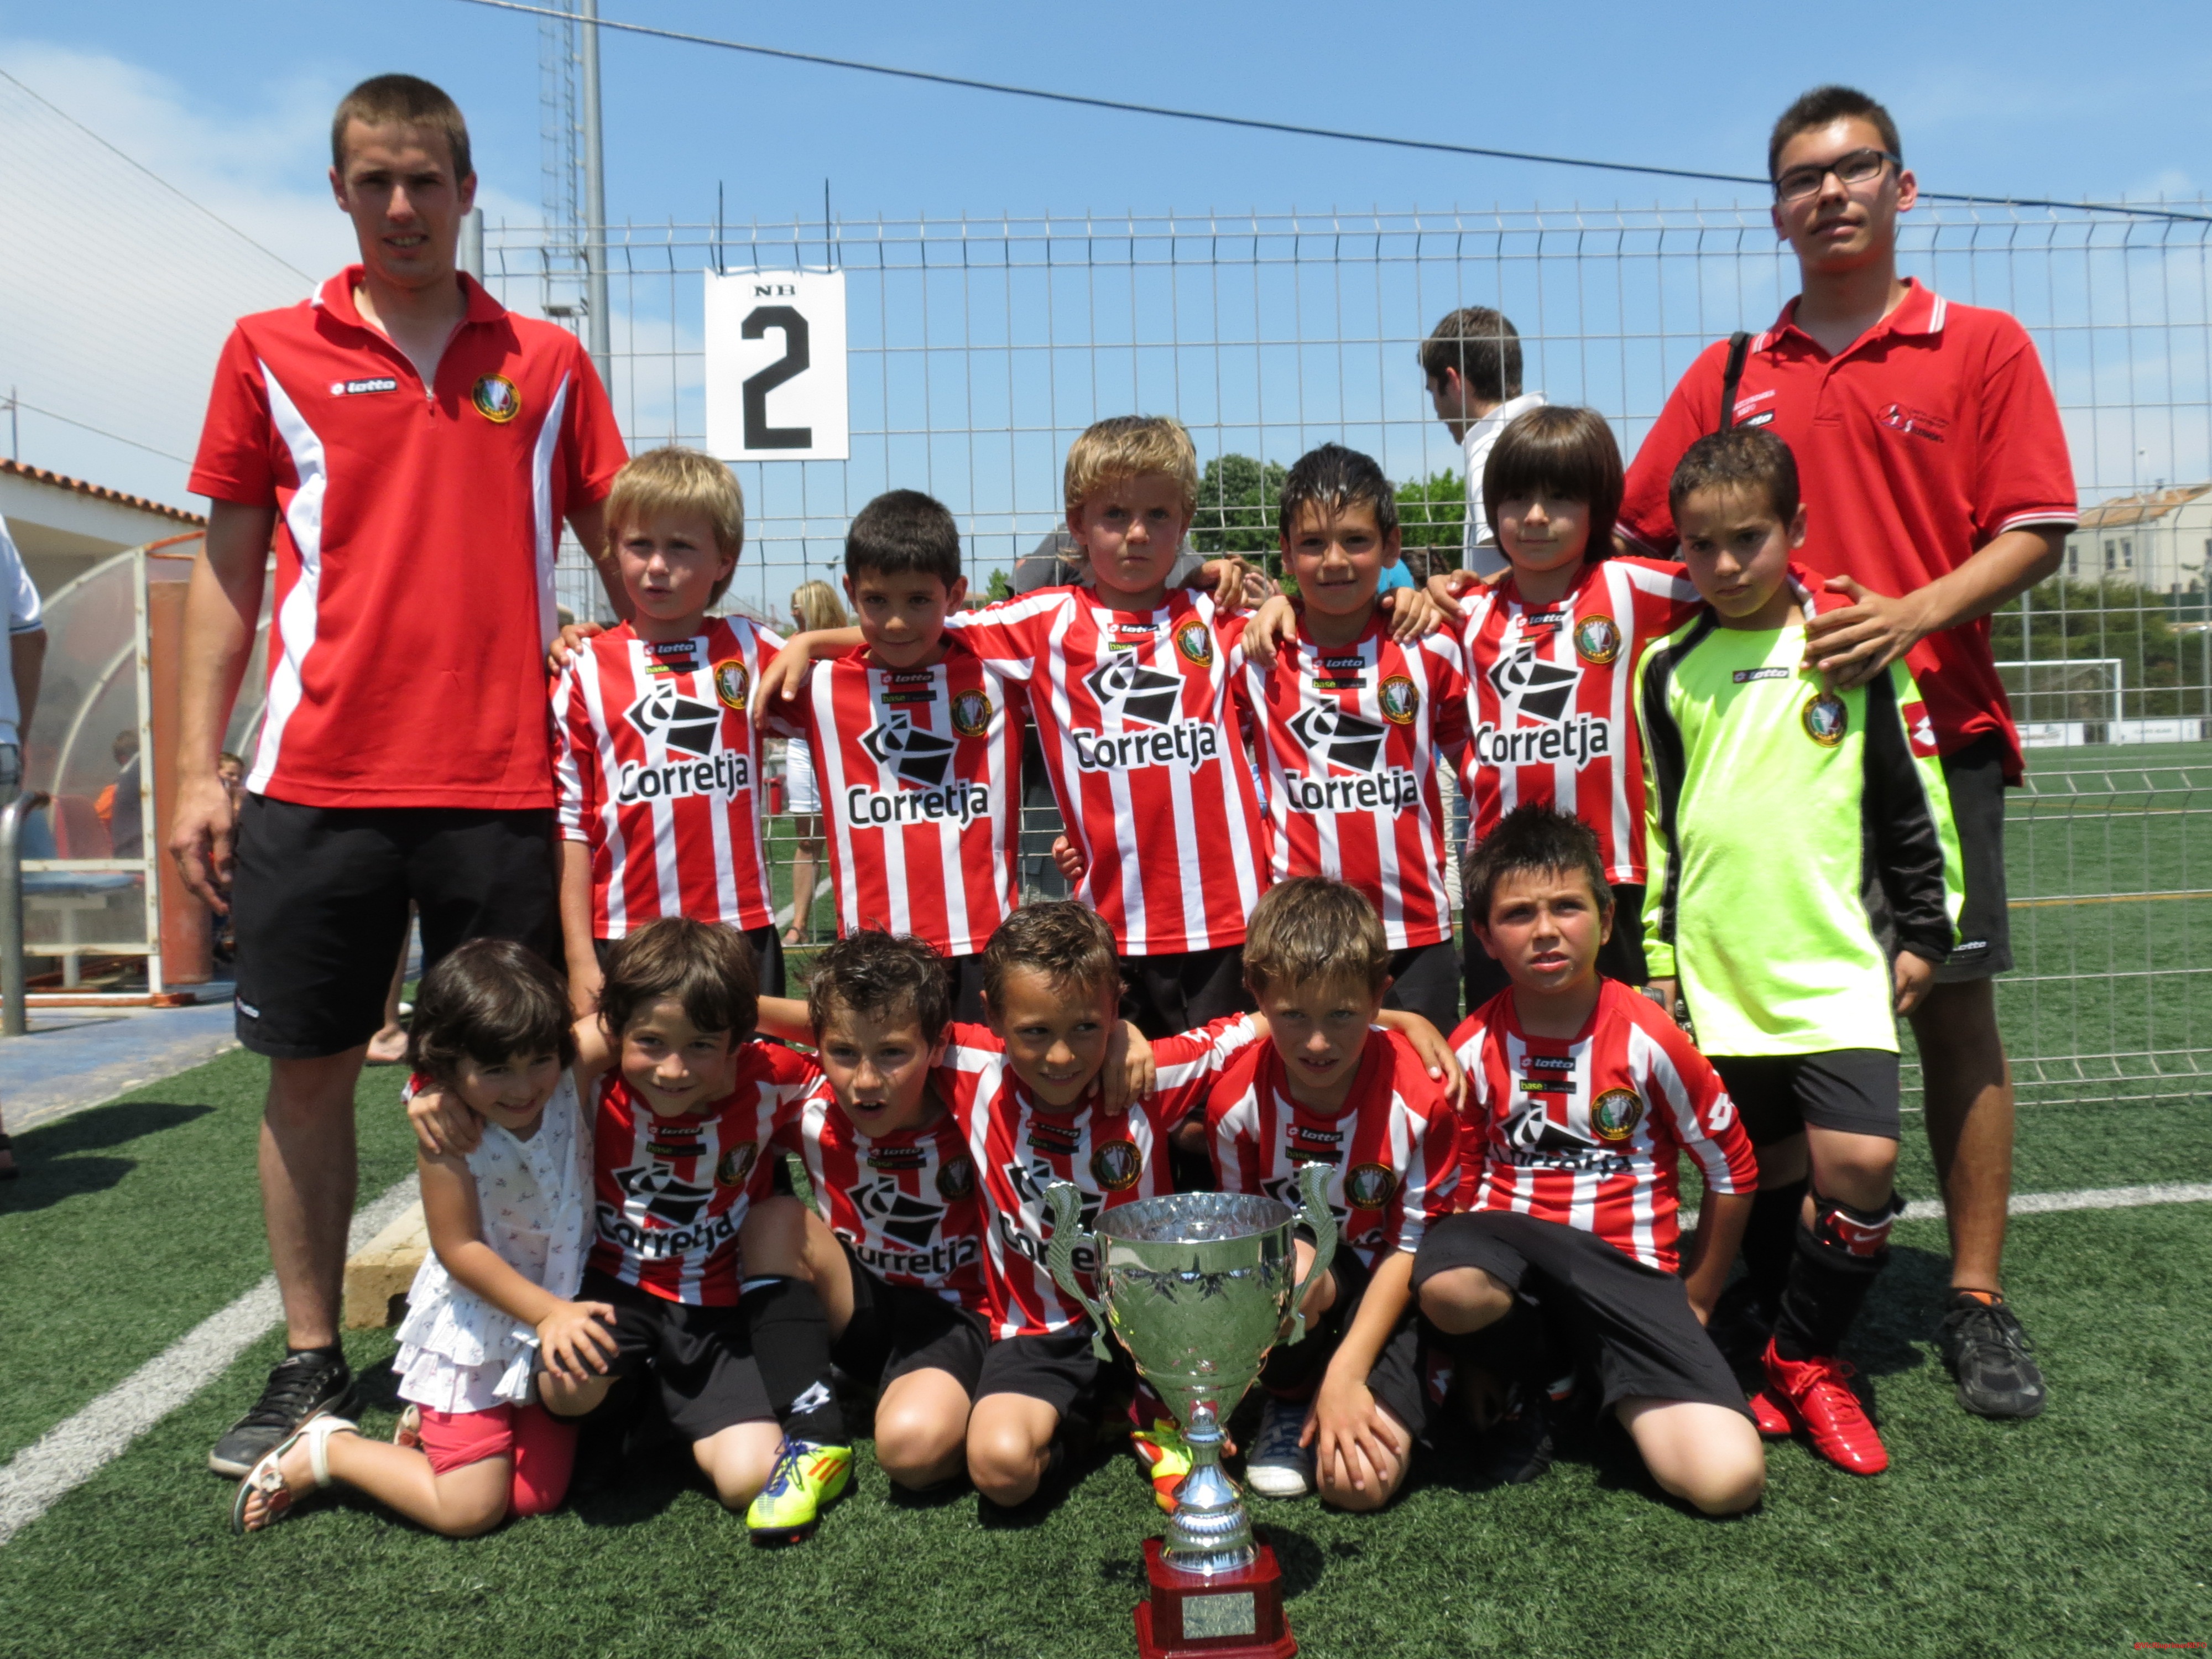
0,1177,419,1547
1,1177,2208,1549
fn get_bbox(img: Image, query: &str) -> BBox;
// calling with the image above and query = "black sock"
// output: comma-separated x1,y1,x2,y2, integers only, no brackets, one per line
1444,1296,1545,1400
1742,1178,1808,1313
739,1276,846,1444
1772,1191,1900,1361
285,1343,346,1369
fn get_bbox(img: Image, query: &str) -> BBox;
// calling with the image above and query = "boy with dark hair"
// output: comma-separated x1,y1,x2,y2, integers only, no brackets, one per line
408,917,823,1521
1417,805,1765,1515
1422,306,1545,577
1619,84,2075,1419
1206,878,1460,1509
755,488,1029,1020
732,931,993,1538
1234,444,1467,1034
555,446,785,1018
954,901,1267,1510
1635,427,1961,1475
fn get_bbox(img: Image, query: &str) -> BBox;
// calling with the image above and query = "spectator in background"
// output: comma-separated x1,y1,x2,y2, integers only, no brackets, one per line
2,513,43,1182
780,578,848,946
1423,306,1546,579
95,730,144,858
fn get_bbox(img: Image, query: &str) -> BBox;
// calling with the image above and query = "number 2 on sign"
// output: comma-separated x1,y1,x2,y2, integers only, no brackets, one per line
740,306,811,449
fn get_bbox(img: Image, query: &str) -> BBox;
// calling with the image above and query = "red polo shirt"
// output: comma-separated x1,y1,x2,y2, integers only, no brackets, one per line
190,266,627,809
1618,280,2075,781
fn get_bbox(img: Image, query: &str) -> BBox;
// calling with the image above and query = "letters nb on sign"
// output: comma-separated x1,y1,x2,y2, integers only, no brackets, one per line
703,269,849,461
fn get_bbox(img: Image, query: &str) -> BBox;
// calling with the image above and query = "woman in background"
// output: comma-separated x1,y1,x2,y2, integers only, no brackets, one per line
781,580,848,946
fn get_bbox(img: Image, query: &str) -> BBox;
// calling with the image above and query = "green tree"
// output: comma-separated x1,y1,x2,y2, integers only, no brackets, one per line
1991,579,2211,719
1191,453,1288,561
1394,468,1467,583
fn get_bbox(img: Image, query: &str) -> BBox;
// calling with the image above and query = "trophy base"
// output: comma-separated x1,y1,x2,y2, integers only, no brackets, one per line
1134,1536,1297,1659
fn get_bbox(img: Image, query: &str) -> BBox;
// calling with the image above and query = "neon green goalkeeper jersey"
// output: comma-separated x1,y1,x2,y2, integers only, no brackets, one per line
1634,589,1963,1057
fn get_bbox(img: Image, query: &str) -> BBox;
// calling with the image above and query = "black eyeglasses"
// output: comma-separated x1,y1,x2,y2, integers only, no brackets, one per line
1773,148,1901,204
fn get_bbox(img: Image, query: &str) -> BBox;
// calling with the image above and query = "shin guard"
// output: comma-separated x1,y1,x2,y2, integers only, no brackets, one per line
1772,1191,1902,1361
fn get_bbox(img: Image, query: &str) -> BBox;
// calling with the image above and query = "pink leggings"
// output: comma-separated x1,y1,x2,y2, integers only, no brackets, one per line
415,1402,578,1517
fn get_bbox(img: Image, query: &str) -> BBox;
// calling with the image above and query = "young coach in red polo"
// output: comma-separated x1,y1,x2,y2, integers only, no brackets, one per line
170,75,628,1476
1618,86,2073,1421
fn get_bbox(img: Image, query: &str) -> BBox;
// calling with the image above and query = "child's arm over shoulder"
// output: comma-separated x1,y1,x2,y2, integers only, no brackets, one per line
1375,1010,1466,1111
755,995,813,1047
750,628,860,724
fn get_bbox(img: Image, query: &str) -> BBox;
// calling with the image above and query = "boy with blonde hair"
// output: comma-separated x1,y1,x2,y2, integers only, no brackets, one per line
554,447,785,1015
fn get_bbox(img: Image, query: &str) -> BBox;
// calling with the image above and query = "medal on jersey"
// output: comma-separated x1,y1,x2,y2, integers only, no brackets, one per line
1344,1161,1399,1211
1173,619,1214,666
1802,691,1849,747
1089,1139,1143,1190
711,659,750,708
1379,674,1419,724
714,1142,759,1188
949,688,992,737
1590,1089,1645,1143
937,1154,977,1201
1572,614,1622,665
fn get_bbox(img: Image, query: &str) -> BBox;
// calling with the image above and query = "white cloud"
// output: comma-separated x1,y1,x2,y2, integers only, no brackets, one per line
0,42,534,507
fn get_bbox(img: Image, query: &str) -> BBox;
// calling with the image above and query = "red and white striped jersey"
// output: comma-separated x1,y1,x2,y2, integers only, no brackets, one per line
1456,557,1701,885
1206,1029,1460,1275
947,1015,1264,1338
1235,614,1470,948
947,587,1267,955
764,639,1025,958
771,1086,989,1313
554,617,783,936
1450,979,1758,1272
585,1043,819,1305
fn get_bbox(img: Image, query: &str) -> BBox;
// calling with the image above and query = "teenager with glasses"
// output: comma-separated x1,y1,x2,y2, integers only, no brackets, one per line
1616,85,2075,1424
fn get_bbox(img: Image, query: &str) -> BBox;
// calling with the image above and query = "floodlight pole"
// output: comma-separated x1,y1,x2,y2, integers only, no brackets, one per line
580,0,613,388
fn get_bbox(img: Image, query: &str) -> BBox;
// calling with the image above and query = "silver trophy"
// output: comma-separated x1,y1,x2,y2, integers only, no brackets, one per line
1045,1164,1337,1579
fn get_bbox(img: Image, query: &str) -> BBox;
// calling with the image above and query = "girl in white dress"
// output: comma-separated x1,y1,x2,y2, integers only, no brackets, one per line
234,940,613,1536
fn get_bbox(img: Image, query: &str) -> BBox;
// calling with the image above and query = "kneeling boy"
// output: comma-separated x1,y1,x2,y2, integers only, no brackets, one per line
735,931,993,1534
1637,429,1960,1476
1207,878,1461,1512
1416,806,1764,1516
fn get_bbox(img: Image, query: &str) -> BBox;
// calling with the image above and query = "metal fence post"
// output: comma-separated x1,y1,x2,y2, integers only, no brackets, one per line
1,791,50,1038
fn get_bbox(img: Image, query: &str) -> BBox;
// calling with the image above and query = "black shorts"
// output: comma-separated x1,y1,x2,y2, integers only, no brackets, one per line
232,797,559,1060
1257,1243,1433,1442
572,1267,774,1440
1384,938,1462,1037
1710,1050,1901,1145
1118,945,1253,1041
831,1241,989,1396
1412,1211,1747,1417
595,922,785,1000
974,1326,1121,1428
1936,734,2011,982
1464,882,1645,1011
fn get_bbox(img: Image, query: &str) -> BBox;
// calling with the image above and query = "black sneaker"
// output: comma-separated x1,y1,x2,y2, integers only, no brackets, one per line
1938,1293,2047,1420
1473,1385,1553,1488
208,1351,358,1477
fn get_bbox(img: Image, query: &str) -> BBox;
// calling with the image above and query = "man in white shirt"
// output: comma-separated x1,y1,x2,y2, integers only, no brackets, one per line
1421,306,1545,578
1,515,44,805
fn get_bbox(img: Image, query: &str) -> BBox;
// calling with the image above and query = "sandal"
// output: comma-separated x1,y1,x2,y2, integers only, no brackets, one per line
393,1404,421,1450
231,1412,356,1535
0,1133,15,1181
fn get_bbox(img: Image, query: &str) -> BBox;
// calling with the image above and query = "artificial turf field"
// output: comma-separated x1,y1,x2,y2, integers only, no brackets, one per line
3,744,2209,1657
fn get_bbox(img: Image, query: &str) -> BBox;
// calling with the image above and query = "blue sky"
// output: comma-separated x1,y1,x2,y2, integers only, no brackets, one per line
2,0,2207,571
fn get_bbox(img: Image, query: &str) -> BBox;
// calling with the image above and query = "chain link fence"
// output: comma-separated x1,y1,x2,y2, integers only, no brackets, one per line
477,201,2212,1107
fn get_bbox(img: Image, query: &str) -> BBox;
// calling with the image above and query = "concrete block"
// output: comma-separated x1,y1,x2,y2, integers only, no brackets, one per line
342,1199,429,1331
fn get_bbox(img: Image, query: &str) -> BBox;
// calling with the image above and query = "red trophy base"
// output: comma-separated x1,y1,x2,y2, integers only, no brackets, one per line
1133,1536,1297,1659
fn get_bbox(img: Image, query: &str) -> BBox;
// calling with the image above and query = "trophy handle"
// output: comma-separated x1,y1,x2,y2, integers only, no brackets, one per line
1286,1161,1340,1345
1042,1181,1114,1363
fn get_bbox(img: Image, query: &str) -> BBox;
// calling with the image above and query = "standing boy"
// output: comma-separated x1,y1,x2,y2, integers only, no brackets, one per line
1418,806,1764,1516
1637,428,1961,1475
1618,86,2075,1418
1423,306,1545,578
555,447,785,1016
1207,879,1460,1511
757,491,1029,1020
176,74,628,1476
1235,445,1468,1034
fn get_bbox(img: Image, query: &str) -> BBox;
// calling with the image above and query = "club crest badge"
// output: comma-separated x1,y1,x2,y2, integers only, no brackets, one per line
714,1142,759,1189
471,373,520,424
937,1154,977,1202
950,688,993,738
1573,614,1622,666
1590,1088,1645,1144
1802,692,1849,748
1378,674,1419,724
1174,619,1215,667
712,659,750,710
1090,1139,1143,1191
1344,1161,1399,1211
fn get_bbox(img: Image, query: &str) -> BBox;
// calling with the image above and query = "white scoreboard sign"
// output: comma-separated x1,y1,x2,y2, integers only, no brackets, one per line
703,269,849,461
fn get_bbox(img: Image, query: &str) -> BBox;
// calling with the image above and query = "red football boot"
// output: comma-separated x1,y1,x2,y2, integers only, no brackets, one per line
1763,1338,1888,1475
1746,1386,1793,1439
